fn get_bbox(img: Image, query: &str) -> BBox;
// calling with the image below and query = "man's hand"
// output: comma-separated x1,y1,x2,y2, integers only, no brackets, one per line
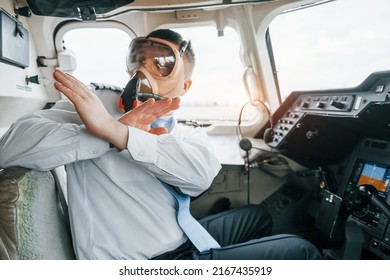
53,69,180,150
118,98,180,134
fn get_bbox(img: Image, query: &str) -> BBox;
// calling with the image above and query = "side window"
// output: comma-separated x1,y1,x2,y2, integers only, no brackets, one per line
62,26,255,124
62,28,131,87
172,26,255,123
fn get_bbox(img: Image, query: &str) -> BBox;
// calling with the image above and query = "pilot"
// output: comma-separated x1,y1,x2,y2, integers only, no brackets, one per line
0,29,321,260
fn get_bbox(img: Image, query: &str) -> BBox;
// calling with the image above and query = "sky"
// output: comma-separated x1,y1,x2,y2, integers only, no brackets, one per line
269,0,390,100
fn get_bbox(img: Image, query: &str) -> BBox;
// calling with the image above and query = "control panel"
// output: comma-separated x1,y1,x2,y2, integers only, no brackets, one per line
297,95,355,112
266,71,390,151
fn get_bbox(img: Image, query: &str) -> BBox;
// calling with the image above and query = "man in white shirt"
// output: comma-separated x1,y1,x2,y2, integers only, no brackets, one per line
0,29,321,259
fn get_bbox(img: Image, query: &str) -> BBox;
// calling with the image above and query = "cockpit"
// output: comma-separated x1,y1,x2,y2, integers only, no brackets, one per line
0,0,389,263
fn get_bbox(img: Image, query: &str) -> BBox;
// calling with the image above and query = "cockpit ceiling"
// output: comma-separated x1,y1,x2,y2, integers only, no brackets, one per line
21,0,278,19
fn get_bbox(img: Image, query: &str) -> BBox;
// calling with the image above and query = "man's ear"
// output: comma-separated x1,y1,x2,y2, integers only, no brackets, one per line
182,79,192,96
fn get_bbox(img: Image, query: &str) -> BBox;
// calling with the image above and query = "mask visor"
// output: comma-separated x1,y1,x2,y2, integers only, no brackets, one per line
127,38,177,78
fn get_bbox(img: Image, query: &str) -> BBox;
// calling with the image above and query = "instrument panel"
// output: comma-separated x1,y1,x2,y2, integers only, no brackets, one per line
260,70,390,259
262,71,390,167
339,139,390,259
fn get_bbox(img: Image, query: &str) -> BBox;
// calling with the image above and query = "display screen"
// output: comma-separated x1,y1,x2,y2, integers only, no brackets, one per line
346,159,390,228
349,160,390,198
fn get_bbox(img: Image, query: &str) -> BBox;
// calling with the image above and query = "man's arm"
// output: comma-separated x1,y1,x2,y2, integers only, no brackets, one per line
0,101,112,170
0,69,179,170
53,69,180,150
123,124,222,197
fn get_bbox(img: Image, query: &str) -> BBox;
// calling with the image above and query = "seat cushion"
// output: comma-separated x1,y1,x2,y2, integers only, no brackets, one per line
0,167,75,259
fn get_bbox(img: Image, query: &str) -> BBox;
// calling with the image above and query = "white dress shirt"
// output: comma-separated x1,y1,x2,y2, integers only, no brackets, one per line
0,87,222,259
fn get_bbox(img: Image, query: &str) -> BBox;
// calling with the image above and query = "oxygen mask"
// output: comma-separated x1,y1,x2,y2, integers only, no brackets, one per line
125,36,189,98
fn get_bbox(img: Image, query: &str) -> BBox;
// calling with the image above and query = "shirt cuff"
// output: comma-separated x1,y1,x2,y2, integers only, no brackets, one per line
126,126,158,164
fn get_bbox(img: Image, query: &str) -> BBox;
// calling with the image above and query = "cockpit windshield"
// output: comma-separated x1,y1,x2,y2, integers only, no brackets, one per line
269,0,390,101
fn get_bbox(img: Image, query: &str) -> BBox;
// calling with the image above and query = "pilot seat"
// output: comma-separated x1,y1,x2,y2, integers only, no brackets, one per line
0,167,75,259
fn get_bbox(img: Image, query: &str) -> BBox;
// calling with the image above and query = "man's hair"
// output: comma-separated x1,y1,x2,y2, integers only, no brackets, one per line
146,29,195,79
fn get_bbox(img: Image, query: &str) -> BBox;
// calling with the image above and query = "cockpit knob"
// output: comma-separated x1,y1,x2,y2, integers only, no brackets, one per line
330,100,345,109
317,102,325,109
301,102,309,108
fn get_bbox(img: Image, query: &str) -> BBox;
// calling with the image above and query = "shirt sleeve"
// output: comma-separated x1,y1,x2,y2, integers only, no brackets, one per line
125,124,222,197
0,99,111,171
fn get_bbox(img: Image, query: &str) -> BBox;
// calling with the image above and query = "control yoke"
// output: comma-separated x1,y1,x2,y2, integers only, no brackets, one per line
344,184,390,218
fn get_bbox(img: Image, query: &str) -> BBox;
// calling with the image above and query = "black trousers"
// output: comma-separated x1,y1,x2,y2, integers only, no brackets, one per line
153,205,322,260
